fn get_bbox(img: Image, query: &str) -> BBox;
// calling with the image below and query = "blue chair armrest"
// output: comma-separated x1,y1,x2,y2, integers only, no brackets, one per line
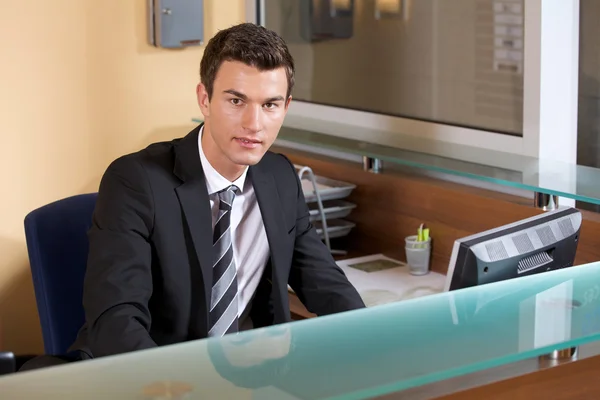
0,352,16,375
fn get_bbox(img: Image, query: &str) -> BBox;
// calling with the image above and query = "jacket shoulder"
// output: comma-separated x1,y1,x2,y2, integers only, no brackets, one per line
259,151,298,178
106,138,180,174
260,150,295,169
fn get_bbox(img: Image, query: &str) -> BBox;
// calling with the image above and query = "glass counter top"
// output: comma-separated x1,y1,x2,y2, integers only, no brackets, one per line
191,116,600,206
3,261,600,399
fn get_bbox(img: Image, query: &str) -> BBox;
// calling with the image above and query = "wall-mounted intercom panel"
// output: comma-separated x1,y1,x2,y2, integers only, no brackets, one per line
148,0,204,48
300,0,354,42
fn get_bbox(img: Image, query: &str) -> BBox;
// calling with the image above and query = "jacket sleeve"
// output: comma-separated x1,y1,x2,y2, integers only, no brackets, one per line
82,155,157,357
283,156,366,315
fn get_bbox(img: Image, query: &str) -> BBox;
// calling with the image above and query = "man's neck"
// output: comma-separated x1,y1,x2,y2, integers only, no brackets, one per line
201,126,246,182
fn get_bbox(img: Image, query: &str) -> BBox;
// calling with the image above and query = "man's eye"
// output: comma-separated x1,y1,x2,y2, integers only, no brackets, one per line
264,103,277,109
230,98,242,105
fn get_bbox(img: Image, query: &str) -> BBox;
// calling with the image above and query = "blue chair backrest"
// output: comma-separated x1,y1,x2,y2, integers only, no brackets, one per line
24,193,97,355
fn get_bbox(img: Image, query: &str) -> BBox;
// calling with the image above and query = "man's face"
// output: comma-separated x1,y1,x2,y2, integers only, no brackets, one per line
197,61,291,170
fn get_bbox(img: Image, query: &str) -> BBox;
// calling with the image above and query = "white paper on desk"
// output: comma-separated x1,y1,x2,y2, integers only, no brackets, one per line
335,254,446,307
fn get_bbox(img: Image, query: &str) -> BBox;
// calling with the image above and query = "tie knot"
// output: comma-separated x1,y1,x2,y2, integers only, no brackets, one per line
218,185,238,210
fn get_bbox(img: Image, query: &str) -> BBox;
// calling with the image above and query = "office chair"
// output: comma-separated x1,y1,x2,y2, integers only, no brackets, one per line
24,193,97,356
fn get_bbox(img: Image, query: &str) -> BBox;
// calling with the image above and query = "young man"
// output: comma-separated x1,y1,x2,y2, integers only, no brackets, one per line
70,23,365,359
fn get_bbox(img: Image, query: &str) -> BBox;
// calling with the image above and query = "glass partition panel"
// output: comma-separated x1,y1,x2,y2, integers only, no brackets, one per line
2,262,600,399
192,116,600,206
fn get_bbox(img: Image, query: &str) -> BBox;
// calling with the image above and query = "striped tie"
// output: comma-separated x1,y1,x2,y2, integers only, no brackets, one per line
208,185,239,337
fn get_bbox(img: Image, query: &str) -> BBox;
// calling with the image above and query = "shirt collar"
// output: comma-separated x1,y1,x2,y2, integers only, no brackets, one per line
198,125,248,195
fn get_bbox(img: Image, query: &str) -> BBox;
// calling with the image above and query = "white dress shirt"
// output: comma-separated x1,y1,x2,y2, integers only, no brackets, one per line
198,127,270,326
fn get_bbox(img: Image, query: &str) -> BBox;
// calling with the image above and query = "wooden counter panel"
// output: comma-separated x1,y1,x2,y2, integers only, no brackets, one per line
280,148,600,275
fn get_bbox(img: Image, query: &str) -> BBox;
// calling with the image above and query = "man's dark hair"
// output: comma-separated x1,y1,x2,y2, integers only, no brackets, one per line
200,23,295,99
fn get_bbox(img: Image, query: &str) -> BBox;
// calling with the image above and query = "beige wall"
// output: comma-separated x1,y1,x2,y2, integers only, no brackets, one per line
0,0,245,354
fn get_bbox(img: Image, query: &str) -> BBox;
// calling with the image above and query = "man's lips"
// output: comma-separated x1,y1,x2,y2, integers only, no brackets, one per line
234,137,262,148
234,137,261,143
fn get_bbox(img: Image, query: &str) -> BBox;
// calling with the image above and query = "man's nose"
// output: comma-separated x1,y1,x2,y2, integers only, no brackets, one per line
242,105,262,132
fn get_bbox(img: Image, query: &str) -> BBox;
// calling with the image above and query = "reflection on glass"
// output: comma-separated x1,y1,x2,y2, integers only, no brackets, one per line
518,281,574,352
262,0,524,135
577,0,600,215
578,0,600,169
374,0,402,19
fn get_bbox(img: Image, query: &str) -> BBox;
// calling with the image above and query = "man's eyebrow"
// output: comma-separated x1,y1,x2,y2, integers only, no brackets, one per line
223,89,247,99
223,90,285,103
264,95,285,103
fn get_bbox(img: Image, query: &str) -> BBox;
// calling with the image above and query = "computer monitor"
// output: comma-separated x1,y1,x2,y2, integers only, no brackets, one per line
444,206,582,292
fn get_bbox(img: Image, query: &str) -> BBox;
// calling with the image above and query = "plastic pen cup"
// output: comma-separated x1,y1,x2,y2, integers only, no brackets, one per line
405,235,431,276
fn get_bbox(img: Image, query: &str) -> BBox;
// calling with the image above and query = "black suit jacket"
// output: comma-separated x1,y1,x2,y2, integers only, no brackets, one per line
71,125,365,358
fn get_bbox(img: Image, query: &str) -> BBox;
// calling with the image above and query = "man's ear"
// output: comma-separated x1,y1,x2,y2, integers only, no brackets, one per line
284,95,292,111
197,83,210,117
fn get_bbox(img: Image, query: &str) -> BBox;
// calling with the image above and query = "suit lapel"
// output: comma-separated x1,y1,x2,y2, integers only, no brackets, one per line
173,125,213,336
249,164,288,322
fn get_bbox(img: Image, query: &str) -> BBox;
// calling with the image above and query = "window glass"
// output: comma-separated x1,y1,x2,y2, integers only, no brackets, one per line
578,0,600,169
262,0,525,135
